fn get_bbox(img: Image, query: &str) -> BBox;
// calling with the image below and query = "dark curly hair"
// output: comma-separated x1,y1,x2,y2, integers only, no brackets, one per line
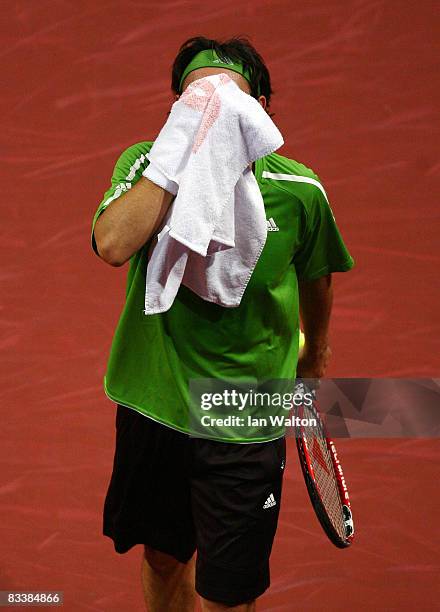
171,35,274,114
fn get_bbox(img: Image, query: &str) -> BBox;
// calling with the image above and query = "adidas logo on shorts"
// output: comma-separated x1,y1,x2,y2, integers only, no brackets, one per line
263,493,277,509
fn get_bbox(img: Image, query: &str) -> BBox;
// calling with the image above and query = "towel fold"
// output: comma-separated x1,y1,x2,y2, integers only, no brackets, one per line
142,72,284,314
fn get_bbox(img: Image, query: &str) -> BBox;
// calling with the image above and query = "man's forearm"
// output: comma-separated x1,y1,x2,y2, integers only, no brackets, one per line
298,274,333,349
94,177,175,266
297,274,333,379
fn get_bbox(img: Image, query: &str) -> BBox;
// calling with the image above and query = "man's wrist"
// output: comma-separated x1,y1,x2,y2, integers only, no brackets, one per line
142,162,178,196
303,338,329,355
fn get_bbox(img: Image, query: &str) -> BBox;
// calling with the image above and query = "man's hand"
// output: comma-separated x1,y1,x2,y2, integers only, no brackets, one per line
297,274,333,380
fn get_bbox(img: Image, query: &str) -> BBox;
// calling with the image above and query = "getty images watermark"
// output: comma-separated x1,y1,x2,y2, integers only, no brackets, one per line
199,386,316,428
188,378,317,441
188,378,440,441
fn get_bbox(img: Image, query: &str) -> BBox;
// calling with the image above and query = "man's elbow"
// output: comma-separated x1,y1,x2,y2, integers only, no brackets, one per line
95,235,127,267
94,215,129,265
102,251,126,267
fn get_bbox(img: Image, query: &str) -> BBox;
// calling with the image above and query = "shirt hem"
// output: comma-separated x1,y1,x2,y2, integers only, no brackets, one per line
103,378,286,445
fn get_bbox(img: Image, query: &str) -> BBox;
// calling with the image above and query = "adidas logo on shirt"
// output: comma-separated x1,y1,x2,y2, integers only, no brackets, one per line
263,493,277,509
267,218,279,232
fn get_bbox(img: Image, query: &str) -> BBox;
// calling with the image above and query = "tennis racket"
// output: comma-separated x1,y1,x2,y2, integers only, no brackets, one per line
294,380,354,548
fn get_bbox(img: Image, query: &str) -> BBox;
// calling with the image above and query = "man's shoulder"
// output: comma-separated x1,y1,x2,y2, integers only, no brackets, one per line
115,140,154,169
118,143,319,181
264,151,319,180
262,151,329,205
123,140,154,155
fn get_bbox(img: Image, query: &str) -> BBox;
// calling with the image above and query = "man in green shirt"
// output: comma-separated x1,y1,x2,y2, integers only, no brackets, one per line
92,36,354,612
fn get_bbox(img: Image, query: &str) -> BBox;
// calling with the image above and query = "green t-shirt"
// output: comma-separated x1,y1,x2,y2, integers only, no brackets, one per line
91,141,354,442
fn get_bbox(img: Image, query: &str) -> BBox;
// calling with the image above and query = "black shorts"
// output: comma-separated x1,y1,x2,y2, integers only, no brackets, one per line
103,404,286,607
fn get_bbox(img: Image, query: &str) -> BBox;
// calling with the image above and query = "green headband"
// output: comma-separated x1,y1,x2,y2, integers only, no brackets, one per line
179,49,259,96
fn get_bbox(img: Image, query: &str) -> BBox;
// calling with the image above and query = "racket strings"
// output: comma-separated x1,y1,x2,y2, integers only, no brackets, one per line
302,404,347,540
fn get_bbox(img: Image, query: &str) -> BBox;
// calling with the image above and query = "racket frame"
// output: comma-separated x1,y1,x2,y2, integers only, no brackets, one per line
295,383,354,548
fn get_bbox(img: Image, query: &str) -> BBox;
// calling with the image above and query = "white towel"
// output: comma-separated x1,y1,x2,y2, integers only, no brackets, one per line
142,73,284,314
